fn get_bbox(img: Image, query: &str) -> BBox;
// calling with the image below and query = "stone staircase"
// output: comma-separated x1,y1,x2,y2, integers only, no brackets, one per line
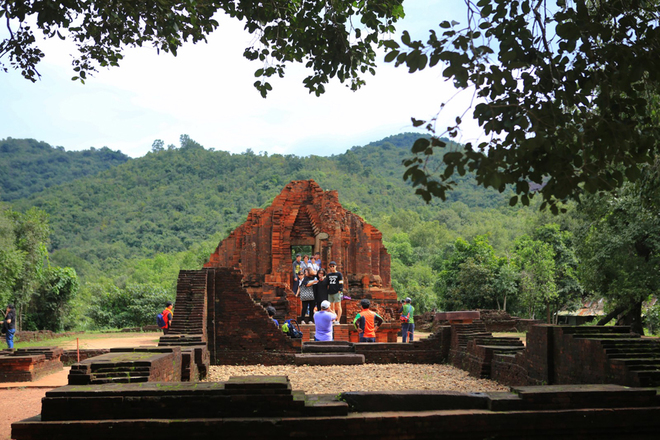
451,321,526,379
296,341,365,366
40,376,348,422
68,348,181,385
564,326,660,387
451,321,489,348
169,270,207,337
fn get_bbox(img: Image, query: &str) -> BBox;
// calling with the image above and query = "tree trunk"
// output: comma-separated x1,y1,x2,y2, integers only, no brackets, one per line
618,301,644,335
503,295,507,312
546,303,551,324
597,305,626,326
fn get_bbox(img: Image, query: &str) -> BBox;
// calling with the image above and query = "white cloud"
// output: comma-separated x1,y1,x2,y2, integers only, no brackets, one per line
0,1,485,158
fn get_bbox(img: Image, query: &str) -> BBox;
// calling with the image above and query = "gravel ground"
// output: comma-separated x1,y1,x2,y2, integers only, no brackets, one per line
207,363,508,395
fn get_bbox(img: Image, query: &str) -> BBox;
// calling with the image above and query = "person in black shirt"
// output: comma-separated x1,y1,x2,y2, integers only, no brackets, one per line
0,304,16,349
297,268,318,324
314,269,330,314
326,261,344,324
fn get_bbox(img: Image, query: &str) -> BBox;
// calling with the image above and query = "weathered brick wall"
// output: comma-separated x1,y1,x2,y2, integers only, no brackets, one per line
491,353,529,386
355,334,445,364
68,347,182,385
0,347,64,382
61,349,110,366
209,267,297,365
551,326,639,386
488,325,656,387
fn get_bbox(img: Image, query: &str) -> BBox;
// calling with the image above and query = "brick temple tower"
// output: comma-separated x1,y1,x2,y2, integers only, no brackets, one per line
204,180,400,325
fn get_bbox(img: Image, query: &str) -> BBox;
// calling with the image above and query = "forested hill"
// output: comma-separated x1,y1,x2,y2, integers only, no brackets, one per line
7,133,515,275
0,138,130,201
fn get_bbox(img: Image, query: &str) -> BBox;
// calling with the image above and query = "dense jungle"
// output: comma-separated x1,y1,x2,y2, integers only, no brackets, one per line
1,133,659,334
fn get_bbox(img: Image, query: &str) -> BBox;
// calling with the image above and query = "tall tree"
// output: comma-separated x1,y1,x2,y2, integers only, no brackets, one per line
514,236,557,322
9,207,50,329
0,207,23,307
385,0,660,210
436,235,500,310
1,0,403,96
32,266,79,331
575,174,660,334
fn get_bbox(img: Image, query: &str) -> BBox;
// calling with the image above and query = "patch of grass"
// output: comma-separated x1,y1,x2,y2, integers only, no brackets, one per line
12,330,161,349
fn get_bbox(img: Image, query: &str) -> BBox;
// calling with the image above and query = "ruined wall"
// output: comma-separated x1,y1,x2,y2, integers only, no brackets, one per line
207,267,298,365
488,325,660,387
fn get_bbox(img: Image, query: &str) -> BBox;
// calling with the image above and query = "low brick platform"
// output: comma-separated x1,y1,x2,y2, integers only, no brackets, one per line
436,311,481,323
61,349,110,366
159,334,205,347
0,347,64,382
12,382,660,439
68,346,182,385
295,353,365,365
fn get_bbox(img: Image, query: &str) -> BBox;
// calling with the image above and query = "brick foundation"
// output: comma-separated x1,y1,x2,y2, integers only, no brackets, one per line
0,347,64,382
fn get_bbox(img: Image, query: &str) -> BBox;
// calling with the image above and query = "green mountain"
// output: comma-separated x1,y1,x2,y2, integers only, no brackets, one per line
7,133,517,279
0,138,130,201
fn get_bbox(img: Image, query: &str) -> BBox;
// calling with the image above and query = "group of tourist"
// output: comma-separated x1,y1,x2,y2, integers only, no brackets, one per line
289,254,415,343
292,253,344,325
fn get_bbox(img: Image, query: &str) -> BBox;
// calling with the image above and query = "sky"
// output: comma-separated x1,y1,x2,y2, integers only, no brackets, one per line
0,1,482,158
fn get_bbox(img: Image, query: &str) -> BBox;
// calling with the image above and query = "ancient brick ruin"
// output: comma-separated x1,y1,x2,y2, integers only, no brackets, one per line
204,180,400,332
165,180,423,363
0,347,64,382
13,376,660,440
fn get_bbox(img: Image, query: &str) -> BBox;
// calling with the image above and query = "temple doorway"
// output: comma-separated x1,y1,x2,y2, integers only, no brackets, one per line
291,245,313,261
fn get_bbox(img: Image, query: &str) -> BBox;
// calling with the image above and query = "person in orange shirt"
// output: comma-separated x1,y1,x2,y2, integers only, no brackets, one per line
161,301,174,334
353,299,383,343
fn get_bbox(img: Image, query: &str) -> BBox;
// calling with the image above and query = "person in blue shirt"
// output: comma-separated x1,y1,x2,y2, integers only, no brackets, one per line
313,301,336,341
266,306,279,328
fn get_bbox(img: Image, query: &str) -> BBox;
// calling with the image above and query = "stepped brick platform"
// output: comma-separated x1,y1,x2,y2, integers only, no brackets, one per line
169,270,207,338
490,325,660,387
296,341,364,365
68,346,182,385
354,332,449,364
159,334,205,346
61,349,110,366
449,321,527,379
0,347,64,382
158,335,210,379
12,380,660,440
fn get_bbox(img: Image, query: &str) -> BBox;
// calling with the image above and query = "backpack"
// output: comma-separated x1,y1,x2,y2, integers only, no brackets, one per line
282,319,303,339
156,312,166,328
400,304,411,323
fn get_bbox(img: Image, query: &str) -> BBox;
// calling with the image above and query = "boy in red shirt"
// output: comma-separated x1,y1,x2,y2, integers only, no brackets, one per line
353,299,383,342
161,301,174,334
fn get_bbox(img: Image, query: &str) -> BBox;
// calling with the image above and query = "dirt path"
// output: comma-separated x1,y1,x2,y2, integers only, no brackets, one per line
55,332,162,350
0,332,161,440
0,388,50,440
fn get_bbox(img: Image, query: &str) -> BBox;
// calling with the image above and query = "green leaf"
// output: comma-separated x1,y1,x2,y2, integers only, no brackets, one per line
411,138,431,153
411,118,426,127
384,50,398,63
